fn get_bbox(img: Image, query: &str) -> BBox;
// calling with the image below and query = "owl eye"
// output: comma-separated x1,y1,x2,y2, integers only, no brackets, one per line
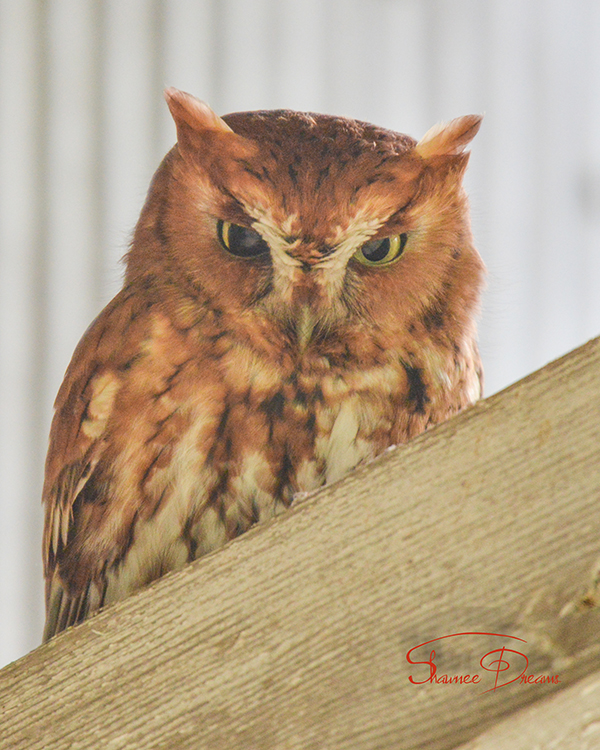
354,233,408,267
217,220,270,258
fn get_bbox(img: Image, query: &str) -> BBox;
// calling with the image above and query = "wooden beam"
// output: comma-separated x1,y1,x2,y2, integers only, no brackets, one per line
453,668,600,749
2,337,600,750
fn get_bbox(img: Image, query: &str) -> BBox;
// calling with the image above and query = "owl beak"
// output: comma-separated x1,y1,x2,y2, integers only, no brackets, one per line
295,305,316,353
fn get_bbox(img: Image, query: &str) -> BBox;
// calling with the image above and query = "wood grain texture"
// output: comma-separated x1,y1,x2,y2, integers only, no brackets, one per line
2,336,600,750
455,668,600,749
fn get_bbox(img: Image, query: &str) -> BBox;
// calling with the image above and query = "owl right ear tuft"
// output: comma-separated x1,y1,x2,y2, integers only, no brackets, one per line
165,88,252,165
165,88,232,136
416,115,483,159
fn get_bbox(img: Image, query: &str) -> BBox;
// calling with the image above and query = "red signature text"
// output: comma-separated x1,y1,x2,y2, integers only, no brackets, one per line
406,632,560,693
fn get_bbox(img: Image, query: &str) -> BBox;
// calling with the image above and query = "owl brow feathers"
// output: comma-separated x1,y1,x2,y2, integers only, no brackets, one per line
165,89,478,246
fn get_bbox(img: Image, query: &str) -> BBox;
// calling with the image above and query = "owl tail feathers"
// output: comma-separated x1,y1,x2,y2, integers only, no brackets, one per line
416,114,483,159
43,572,102,642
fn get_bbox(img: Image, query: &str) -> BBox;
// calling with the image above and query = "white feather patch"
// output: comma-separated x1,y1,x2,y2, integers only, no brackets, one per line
323,399,369,483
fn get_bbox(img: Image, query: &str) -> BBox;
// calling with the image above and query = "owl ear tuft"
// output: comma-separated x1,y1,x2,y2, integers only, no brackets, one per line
416,115,483,159
165,88,239,164
164,88,255,173
165,88,233,136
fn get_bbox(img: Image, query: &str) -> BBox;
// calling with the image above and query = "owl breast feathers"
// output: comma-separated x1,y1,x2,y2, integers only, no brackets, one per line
42,88,484,640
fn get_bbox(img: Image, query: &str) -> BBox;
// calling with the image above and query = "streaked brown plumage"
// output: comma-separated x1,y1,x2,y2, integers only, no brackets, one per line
42,88,485,640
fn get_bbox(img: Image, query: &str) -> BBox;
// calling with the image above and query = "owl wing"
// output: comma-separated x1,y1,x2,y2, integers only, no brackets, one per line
42,286,154,640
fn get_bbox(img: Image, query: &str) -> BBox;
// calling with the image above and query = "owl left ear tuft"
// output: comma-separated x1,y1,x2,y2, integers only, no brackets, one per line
416,115,483,159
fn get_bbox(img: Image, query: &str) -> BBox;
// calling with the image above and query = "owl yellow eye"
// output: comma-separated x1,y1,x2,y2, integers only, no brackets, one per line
217,220,270,258
354,233,408,266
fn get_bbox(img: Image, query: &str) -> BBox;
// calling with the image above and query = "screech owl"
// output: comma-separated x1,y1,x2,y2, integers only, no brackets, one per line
42,88,484,640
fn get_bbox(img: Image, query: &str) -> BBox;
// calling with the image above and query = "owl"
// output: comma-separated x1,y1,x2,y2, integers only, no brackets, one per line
42,88,484,641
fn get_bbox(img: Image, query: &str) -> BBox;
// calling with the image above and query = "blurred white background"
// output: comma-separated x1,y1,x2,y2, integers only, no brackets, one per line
1,0,599,670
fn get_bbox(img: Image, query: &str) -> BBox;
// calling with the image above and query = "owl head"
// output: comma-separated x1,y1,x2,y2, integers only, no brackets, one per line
127,89,484,355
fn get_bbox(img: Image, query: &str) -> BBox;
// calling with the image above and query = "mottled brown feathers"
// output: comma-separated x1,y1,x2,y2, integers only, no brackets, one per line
42,88,484,641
